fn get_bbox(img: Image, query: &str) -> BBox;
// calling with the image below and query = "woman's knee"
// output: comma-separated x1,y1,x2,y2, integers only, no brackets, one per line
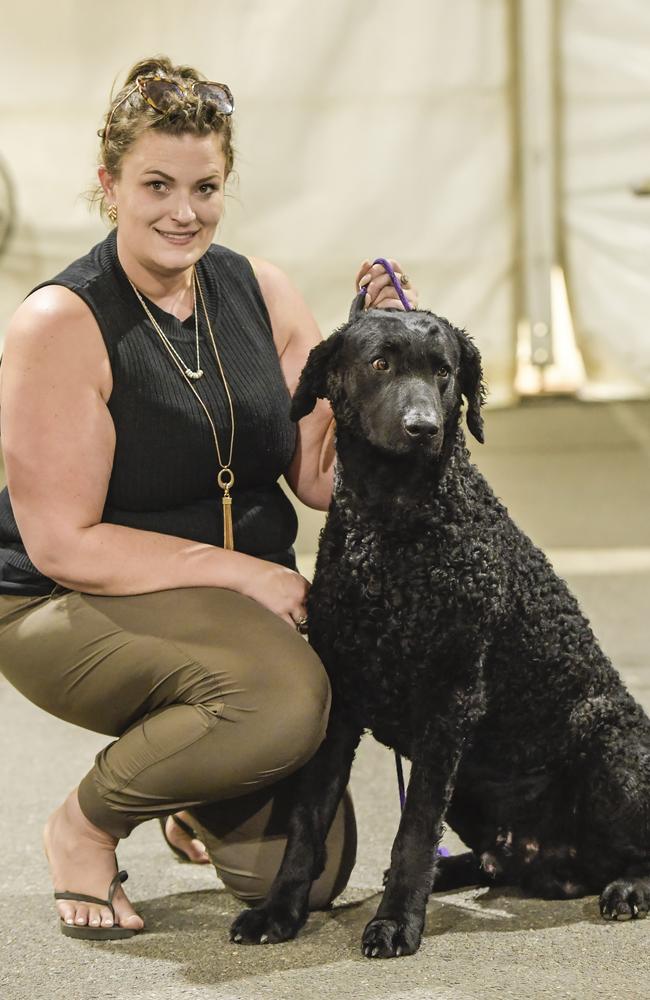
258,649,332,770
286,657,331,763
155,588,332,757
197,786,357,908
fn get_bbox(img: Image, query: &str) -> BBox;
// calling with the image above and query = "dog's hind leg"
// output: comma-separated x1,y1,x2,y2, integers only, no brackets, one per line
573,709,650,919
229,706,361,946
600,866,650,921
385,851,488,892
431,851,488,891
519,844,588,900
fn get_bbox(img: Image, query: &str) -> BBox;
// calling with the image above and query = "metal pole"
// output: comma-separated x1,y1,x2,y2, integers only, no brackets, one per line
515,0,558,370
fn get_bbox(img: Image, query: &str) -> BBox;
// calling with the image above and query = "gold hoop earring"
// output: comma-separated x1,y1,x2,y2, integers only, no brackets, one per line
107,204,118,225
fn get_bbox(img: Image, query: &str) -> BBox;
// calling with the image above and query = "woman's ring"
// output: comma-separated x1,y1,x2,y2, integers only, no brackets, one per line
399,272,410,288
294,616,309,634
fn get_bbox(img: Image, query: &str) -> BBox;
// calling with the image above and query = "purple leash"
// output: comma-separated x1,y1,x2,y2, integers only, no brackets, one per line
360,259,450,857
359,256,412,311
394,748,407,810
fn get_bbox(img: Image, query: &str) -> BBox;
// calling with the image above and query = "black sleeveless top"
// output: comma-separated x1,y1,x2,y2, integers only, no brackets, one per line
0,229,298,594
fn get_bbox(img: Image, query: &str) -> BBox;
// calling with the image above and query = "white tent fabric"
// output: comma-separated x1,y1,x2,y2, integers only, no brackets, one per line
0,0,648,402
561,0,650,395
0,0,517,403
227,0,517,404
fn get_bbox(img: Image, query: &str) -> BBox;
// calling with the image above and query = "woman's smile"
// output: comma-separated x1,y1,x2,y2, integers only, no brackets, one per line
154,228,199,245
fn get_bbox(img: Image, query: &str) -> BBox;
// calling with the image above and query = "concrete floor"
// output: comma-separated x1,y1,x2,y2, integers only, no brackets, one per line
1,398,649,1000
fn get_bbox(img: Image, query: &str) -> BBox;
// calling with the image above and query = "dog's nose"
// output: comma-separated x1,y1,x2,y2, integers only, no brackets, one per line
403,415,440,439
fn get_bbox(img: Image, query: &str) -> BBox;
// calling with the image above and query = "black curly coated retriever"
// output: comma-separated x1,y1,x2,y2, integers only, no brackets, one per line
230,305,650,958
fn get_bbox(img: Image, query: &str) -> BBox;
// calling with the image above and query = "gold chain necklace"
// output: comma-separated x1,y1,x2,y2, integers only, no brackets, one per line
141,272,204,379
128,268,236,549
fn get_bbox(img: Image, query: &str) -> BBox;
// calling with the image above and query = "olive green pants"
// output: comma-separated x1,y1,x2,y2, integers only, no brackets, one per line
0,584,356,907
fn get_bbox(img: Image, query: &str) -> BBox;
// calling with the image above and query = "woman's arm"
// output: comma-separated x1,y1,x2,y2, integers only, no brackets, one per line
250,256,418,511
249,258,334,510
0,287,308,625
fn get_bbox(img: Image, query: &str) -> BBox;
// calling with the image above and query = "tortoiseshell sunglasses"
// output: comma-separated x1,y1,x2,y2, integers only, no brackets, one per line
101,75,234,143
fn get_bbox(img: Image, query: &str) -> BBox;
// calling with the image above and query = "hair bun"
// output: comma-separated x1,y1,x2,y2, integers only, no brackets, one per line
123,55,175,86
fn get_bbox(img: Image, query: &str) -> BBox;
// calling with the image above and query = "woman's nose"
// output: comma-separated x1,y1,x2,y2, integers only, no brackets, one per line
170,197,197,224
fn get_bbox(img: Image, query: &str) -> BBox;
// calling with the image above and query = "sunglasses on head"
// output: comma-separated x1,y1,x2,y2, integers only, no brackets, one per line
101,75,234,143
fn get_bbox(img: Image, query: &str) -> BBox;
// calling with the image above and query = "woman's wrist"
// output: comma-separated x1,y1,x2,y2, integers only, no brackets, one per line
210,547,264,596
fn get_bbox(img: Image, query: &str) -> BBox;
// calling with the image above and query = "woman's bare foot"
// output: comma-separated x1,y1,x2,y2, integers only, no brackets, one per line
163,812,209,863
43,789,144,931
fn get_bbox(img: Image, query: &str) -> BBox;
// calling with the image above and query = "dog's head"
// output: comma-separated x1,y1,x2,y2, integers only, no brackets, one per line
291,308,486,459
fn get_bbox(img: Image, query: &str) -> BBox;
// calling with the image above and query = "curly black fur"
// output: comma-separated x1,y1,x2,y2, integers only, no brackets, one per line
230,308,650,957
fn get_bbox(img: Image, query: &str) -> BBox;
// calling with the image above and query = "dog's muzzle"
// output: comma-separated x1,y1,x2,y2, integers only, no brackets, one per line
403,414,440,442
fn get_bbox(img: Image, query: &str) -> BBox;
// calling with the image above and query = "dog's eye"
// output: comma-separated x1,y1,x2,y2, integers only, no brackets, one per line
435,366,451,378
372,357,390,371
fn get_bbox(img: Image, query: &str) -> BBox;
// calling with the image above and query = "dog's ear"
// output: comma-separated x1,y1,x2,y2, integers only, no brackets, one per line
456,329,486,443
290,331,344,421
348,291,366,321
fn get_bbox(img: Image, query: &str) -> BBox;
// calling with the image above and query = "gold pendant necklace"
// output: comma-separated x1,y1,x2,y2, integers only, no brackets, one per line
129,269,236,549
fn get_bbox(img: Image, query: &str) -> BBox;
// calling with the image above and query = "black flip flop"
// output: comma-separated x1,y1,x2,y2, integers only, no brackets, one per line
55,869,139,940
158,813,202,863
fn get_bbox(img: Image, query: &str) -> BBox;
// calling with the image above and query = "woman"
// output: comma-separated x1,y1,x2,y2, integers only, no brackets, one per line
0,56,416,939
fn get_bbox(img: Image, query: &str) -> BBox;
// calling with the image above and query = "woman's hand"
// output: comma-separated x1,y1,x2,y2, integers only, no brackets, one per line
242,559,310,631
354,259,418,311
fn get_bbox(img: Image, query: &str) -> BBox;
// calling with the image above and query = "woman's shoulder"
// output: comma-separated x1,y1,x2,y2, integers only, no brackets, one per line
10,284,95,335
3,284,112,400
12,231,122,364
203,240,252,272
29,230,115,299
202,243,285,291
243,256,303,318
202,245,291,322
5,263,112,399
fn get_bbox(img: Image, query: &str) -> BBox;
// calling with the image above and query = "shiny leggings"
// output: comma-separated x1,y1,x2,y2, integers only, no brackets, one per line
0,584,356,907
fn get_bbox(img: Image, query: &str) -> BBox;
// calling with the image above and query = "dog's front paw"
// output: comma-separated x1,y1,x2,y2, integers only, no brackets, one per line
361,917,422,958
600,878,650,921
230,902,305,945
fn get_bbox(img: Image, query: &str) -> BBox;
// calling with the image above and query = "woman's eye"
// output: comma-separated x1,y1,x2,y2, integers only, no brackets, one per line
148,181,167,192
199,183,218,195
372,357,389,371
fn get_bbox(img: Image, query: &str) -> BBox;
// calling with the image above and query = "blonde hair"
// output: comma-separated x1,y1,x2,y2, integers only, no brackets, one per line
92,55,235,219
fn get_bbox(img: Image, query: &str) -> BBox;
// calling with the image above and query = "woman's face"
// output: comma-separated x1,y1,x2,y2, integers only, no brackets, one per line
99,130,227,277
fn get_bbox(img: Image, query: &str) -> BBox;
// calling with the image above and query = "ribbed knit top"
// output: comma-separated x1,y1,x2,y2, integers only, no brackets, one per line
0,229,298,594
